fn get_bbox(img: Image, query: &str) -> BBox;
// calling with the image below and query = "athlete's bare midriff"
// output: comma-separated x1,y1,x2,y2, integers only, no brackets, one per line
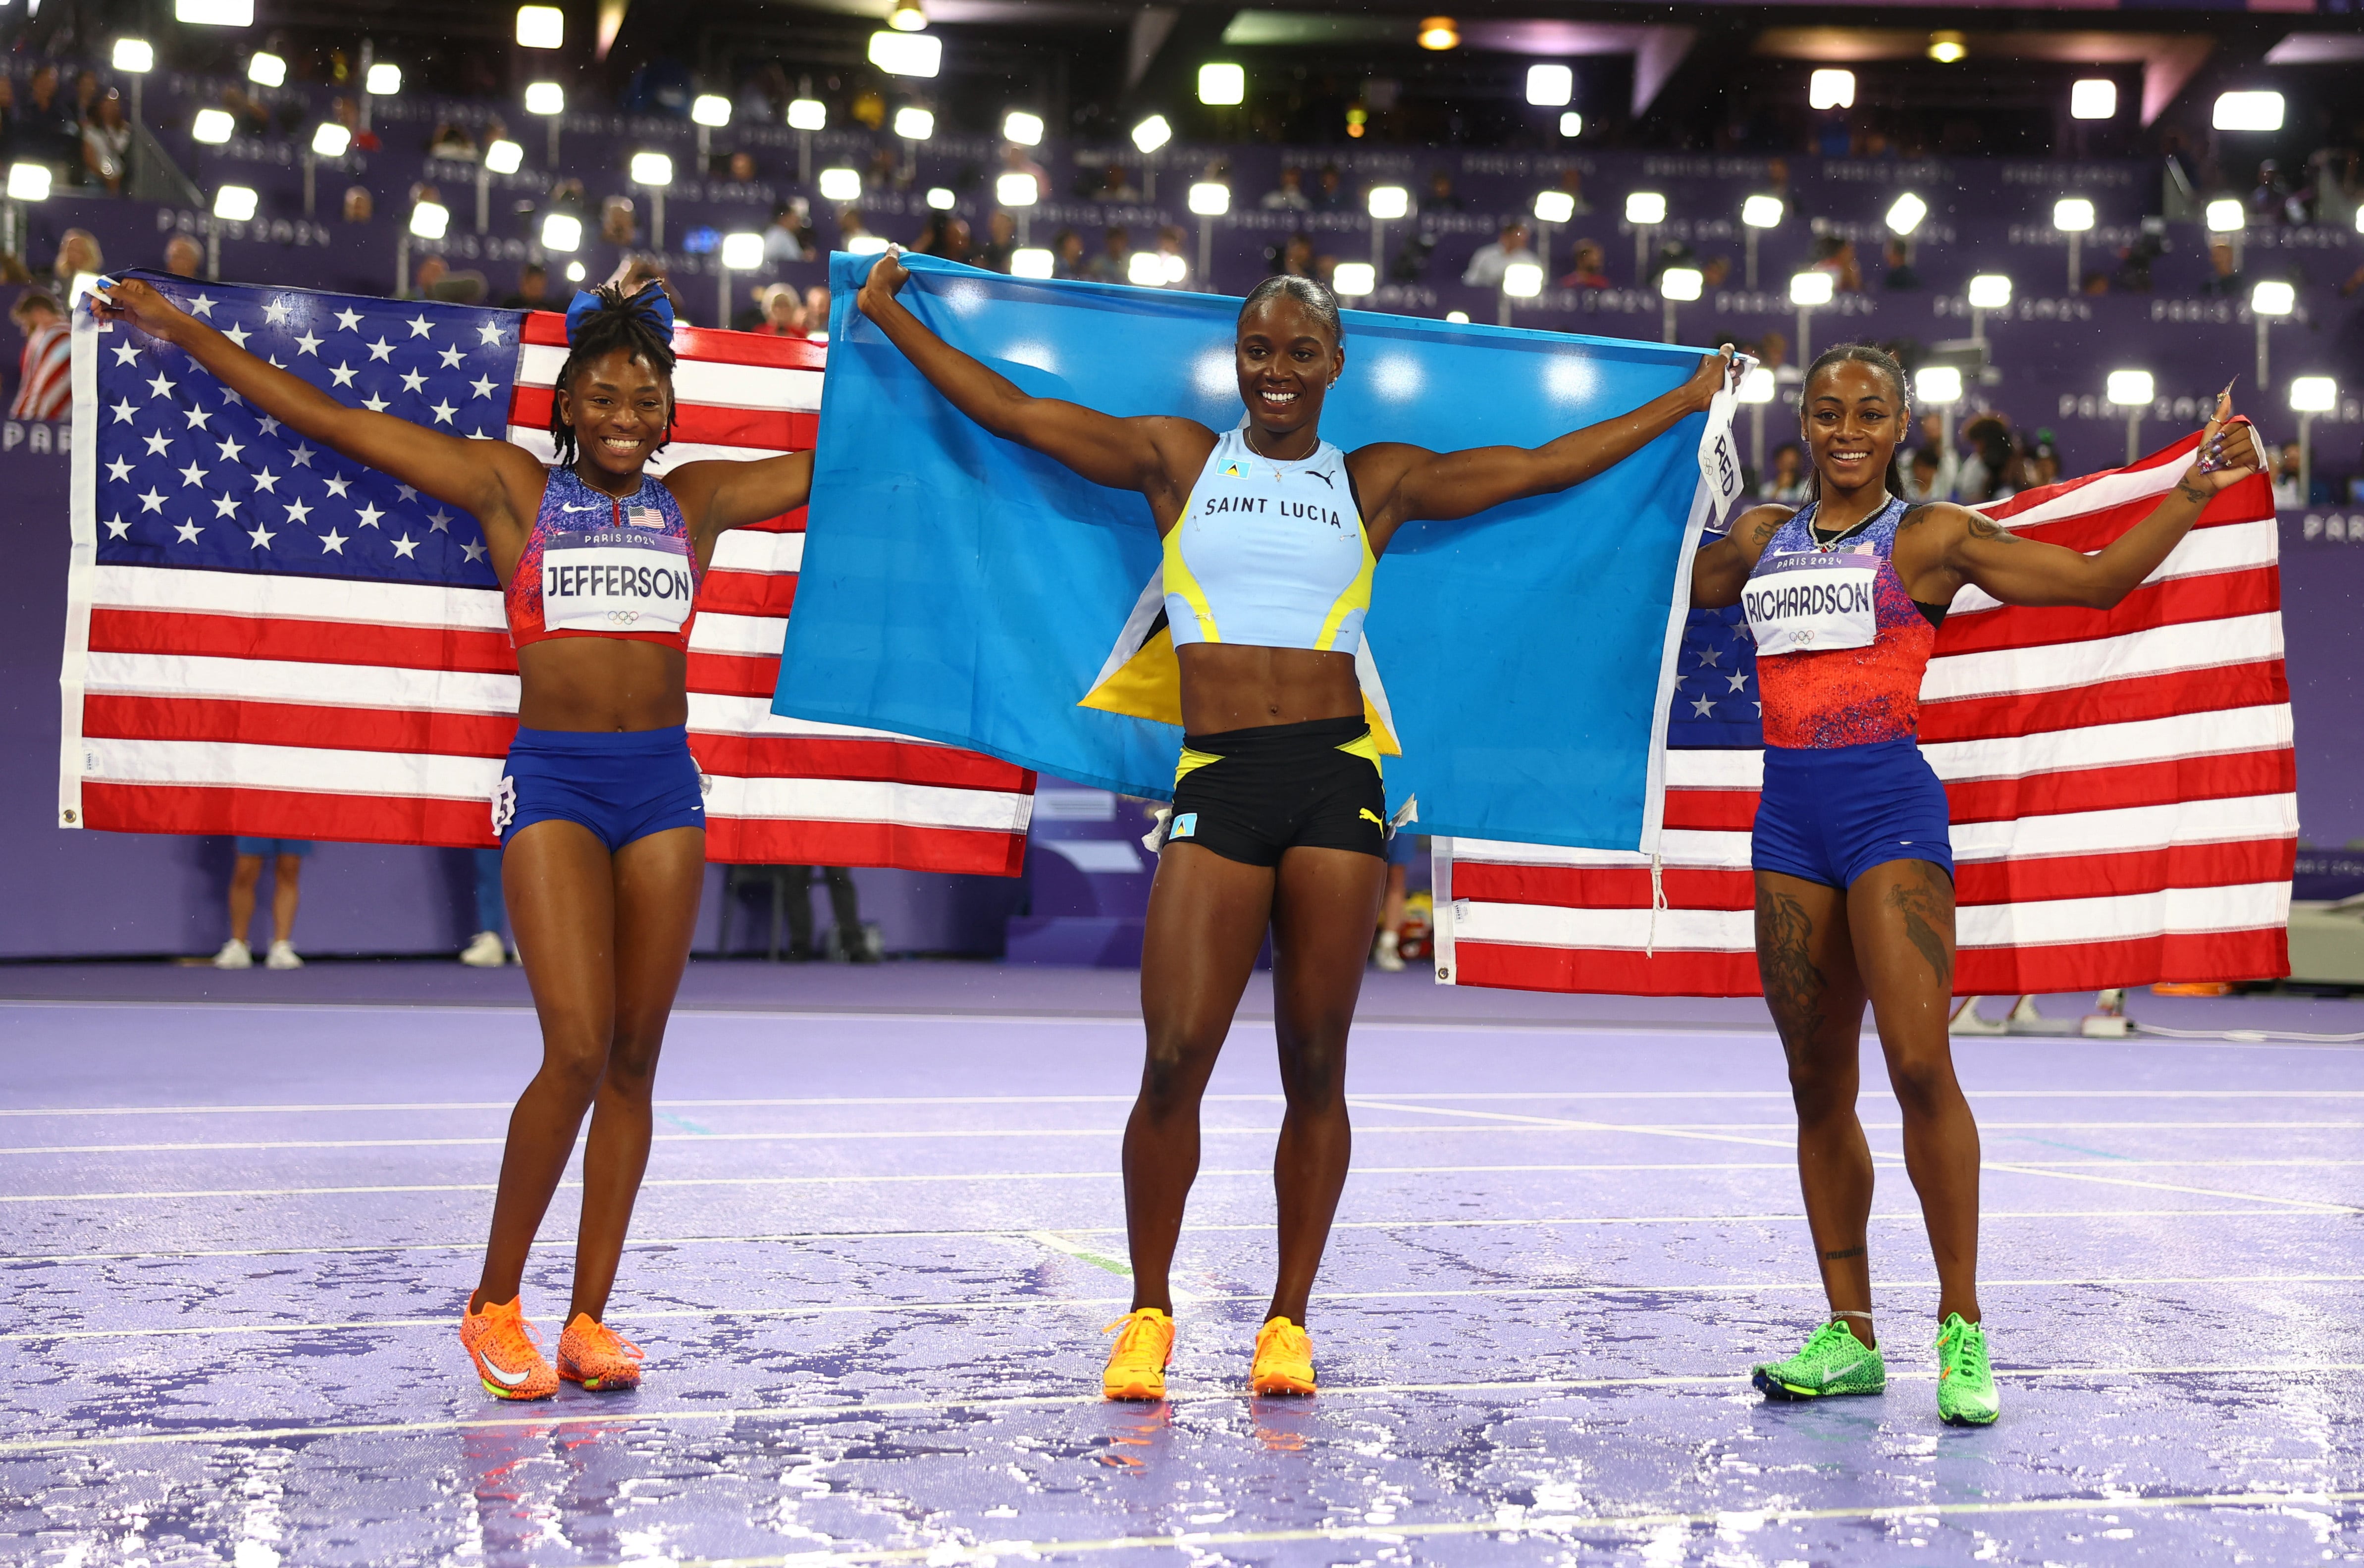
1177,643,1362,735
516,638,690,732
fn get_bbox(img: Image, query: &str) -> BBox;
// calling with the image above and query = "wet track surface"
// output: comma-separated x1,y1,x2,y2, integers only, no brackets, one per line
3,981,2361,1566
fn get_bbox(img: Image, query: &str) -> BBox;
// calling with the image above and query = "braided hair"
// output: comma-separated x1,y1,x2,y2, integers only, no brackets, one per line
1799,341,1911,504
548,282,677,466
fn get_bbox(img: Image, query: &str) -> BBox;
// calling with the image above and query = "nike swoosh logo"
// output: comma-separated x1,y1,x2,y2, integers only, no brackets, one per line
560,503,603,512
479,1353,531,1386
1825,1359,1866,1383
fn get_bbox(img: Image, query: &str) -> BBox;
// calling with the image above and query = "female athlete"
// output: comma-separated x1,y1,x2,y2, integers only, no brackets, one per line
857,252,1734,1398
1690,343,2259,1424
95,277,815,1400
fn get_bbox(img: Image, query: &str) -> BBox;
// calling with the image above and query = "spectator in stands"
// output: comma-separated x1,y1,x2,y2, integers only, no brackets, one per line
837,208,874,249
1910,412,1959,500
461,847,508,967
725,150,758,183
50,230,102,297
936,216,974,265
545,177,587,217
1261,166,1311,211
1421,169,1462,215
754,284,804,337
218,86,272,141
1808,233,1862,292
2248,160,2290,223
1958,418,2016,504
341,186,373,223
1272,231,1316,279
213,839,310,970
1152,224,1191,289
764,199,815,263
1091,163,1141,203
1881,237,1920,290
2200,238,2245,298
71,69,101,125
1549,165,1592,215
2274,441,2305,508
2081,270,2111,296
82,92,132,195
413,257,450,298
18,67,82,166
600,196,637,246
1000,141,1050,197
1559,238,1612,290
2311,148,2360,230
9,291,70,420
2028,433,2061,489
1462,220,1533,288
977,209,1018,272
1758,442,1809,504
1905,447,1945,504
0,78,16,164
164,234,204,278
1312,164,1348,211
1051,227,1087,279
331,96,379,155
1089,225,1134,282
803,284,831,338
499,262,549,311
428,121,480,160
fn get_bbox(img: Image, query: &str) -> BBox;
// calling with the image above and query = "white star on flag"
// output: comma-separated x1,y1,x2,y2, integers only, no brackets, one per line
216,435,245,462
284,498,314,523
407,314,434,338
330,362,357,387
188,295,216,317
334,307,363,331
247,522,276,548
390,533,419,558
222,324,251,348
318,528,349,554
174,520,203,543
295,331,322,355
368,338,395,362
263,298,293,324
177,461,207,487
252,469,280,493
104,514,129,538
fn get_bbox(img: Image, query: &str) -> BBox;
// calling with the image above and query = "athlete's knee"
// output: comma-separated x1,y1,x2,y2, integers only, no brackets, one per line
1885,1047,1959,1117
602,1026,665,1099
1139,1027,1218,1114
536,1022,611,1105
1785,1052,1856,1121
1276,1027,1349,1109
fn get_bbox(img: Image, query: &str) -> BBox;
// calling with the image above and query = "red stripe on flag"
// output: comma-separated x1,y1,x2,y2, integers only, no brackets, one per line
507,387,817,452
702,817,1030,875
82,782,498,847
1956,926,2288,993
1452,861,1753,911
519,311,829,370
1944,747,2294,822
686,651,781,699
697,570,798,618
1451,941,1763,997
89,608,519,675
83,694,517,757
1934,566,2279,658
1954,837,2295,906
1664,788,1758,833
689,733,1034,792
1918,661,2290,744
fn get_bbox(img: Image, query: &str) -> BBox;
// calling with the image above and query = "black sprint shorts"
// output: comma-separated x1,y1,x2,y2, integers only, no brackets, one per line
1163,715,1387,867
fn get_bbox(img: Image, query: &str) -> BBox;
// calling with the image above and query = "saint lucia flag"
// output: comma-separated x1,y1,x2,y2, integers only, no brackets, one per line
776,252,1742,853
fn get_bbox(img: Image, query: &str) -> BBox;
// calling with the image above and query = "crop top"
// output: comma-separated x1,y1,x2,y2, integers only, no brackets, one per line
504,465,701,653
1162,427,1373,655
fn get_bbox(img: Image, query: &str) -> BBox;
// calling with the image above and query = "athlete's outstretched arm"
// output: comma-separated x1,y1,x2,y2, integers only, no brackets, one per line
665,451,814,546
1358,348,1735,541
1919,389,2259,610
92,278,545,530
1691,503,1795,608
854,251,1208,510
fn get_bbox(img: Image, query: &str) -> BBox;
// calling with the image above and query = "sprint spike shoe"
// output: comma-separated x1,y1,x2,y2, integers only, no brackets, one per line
1102,1307,1175,1400
459,1297,558,1401
1935,1313,2000,1426
1751,1319,1886,1402
556,1314,645,1391
1250,1316,1315,1396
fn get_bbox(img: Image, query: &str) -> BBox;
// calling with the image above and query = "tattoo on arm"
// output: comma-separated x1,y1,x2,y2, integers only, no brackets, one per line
1822,1246,1867,1262
1965,514,2009,541
1884,861,1954,989
2175,479,2210,506
1755,884,1828,1047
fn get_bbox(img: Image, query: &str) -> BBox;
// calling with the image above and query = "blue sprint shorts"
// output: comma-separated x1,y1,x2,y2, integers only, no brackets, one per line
494,724,706,853
1751,737,1954,890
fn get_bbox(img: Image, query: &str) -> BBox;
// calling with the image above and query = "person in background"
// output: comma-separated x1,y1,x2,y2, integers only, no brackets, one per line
935,216,975,266
1051,227,1087,279
82,92,133,195
9,291,70,421
1955,414,2012,504
1809,234,1863,293
1311,164,1347,212
999,141,1051,200
462,847,507,967
1089,226,1134,283
977,210,1018,273
753,284,805,337
1560,238,1612,290
764,200,814,264
1091,163,1141,203
215,838,311,970
1881,237,1920,291
1420,169,1462,216
164,233,205,279
1272,231,1316,279
500,263,550,313
836,208,873,250
1152,224,1191,290
802,284,831,339
1261,167,1311,212
2274,440,2305,508
783,866,877,962
1904,447,1945,504
1908,412,1959,501
1461,220,1533,289
725,150,758,183
428,121,480,160
600,197,637,247
51,230,103,297
342,186,374,223
20,67,82,167
2200,238,2245,299
1758,441,1809,504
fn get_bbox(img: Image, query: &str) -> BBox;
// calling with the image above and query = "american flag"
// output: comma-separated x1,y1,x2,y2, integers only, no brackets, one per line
59,275,1035,875
1435,436,2294,996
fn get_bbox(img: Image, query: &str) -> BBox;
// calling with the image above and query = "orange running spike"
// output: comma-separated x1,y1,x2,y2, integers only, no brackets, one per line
459,1297,559,1401
557,1314,646,1391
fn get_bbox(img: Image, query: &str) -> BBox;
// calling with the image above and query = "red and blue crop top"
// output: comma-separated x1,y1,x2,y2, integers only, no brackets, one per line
504,466,702,652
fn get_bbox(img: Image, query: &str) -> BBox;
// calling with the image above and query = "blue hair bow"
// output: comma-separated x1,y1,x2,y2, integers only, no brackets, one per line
564,282,676,346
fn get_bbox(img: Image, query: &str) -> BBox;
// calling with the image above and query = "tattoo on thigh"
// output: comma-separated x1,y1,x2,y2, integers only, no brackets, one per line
1885,863,1953,988
1822,1246,1867,1261
1756,885,1826,1043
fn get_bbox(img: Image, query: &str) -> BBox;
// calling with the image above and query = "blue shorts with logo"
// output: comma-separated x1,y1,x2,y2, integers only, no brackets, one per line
494,725,706,853
1752,737,1953,890
234,837,313,858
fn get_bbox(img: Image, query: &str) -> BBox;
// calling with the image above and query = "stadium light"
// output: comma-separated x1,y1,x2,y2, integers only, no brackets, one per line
692,95,731,129
1916,366,1963,405
2213,91,2283,132
7,163,52,201
1809,69,1854,110
1658,265,1701,343
1188,181,1230,216
894,107,935,141
1526,64,1573,107
563,261,585,283
631,152,673,186
1367,186,1409,220
788,99,827,132
1738,366,1775,404
1503,261,1544,298
1010,248,1054,279
1333,261,1376,297
1418,16,1459,51
1967,273,2012,310
1445,310,1471,323
214,185,260,222
997,173,1040,207
484,138,523,175
2071,79,2116,120
367,63,402,96
248,52,287,88
407,198,448,239
2250,280,2294,316
525,82,565,116
1131,114,1172,154
192,109,236,145
1742,195,1783,229
111,38,154,73
1886,192,1927,236
818,167,862,202
1625,191,1667,225
888,0,925,29
1534,190,1576,225
717,231,765,324
847,234,890,256
1003,110,1043,146
311,123,351,158
2107,368,2153,461
1789,271,1833,306
541,212,582,251
1927,31,1966,65
1559,111,1581,138
926,186,954,211
2291,375,2336,504
1200,63,1245,106
516,4,563,48
177,0,254,24
2206,198,2246,234
2054,198,2096,232
868,31,943,78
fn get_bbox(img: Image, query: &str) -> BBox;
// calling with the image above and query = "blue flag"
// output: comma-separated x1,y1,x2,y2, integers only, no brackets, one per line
776,252,1734,852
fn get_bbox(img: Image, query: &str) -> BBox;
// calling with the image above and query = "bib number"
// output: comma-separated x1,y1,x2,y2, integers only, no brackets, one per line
1743,551,1877,657
542,529,694,633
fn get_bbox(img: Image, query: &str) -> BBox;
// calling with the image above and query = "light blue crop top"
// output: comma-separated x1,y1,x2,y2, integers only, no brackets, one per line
1162,427,1374,654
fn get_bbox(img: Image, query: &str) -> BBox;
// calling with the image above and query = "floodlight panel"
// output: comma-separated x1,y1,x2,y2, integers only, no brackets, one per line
192,109,236,146
1559,111,1581,138
996,172,1039,207
484,139,524,174
1187,181,1229,216
2251,280,2295,315
1526,64,1573,107
1010,248,1054,279
312,123,353,157
868,31,943,78
1503,261,1545,298
214,185,261,222
818,167,863,202
1127,251,1164,286
1742,194,1783,228
630,152,674,186
1737,366,1777,404
1660,266,1703,302
176,0,254,25
2106,369,2154,406
1886,192,1927,235
1789,271,1834,306
6,163,52,201
1131,114,1172,153
541,212,583,251
2070,79,2115,120
111,39,155,73
248,52,287,87
1199,63,1245,106
366,63,402,95
1916,366,1963,404
788,98,827,131
1002,110,1043,145
2288,376,2336,413
1625,191,1667,225
847,235,891,255
2053,197,2096,232
1967,273,2012,310
2212,91,2283,132
408,200,449,239
1333,261,1376,296
894,107,935,140
525,82,566,116
1367,185,1409,220
720,231,765,270
515,5,564,48
1809,69,1854,110
692,94,731,128
1533,190,1575,224
2206,198,2245,233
